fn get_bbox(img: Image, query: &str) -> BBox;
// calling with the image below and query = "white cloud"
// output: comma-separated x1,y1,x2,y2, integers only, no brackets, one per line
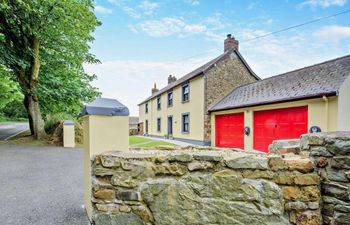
184,0,200,6
139,1,159,15
299,0,347,8
132,14,228,41
107,0,159,18
314,25,350,41
84,57,211,115
138,17,207,37
204,13,225,30
239,28,350,78
123,6,141,19
95,5,112,14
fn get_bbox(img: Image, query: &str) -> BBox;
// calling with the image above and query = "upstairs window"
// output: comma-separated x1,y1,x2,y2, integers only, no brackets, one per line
167,91,173,107
145,103,148,113
182,83,189,102
182,113,190,133
157,118,161,132
157,96,161,110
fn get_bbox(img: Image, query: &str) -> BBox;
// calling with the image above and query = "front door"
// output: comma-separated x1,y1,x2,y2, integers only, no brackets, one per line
145,120,149,134
168,116,173,136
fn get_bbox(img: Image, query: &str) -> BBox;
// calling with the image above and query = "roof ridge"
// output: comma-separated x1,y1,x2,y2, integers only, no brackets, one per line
138,49,235,105
217,53,350,97
209,54,350,112
262,54,350,82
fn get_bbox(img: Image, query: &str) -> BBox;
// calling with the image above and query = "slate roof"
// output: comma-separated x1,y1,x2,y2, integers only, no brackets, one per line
210,55,350,112
138,48,260,105
129,117,139,125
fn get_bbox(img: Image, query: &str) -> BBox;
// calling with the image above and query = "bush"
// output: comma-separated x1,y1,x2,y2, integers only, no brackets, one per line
44,113,75,134
0,99,28,120
45,113,84,146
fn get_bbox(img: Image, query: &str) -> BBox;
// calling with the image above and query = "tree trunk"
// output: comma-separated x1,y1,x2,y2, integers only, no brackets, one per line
25,94,46,139
24,95,34,135
18,37,47,139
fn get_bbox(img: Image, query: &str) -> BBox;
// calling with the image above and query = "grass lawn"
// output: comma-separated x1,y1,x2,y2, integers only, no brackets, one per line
129,136,176,148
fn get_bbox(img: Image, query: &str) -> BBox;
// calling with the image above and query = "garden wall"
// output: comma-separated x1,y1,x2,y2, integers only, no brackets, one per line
90,149,321,225
300,132,350,225
90,132,350,225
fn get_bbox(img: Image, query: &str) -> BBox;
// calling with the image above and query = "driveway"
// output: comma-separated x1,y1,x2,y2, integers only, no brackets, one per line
0,122,29,140
0,144,88,225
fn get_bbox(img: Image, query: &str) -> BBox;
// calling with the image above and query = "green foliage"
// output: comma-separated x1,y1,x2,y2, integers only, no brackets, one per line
1,99,27,119
0,0,101,133
0,66,22,110
44,113,75,134
0,116,27,122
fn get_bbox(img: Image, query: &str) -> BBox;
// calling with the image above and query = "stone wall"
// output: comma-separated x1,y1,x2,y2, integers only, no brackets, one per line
203,51,258,143
91,149,321,225
300,132,350,225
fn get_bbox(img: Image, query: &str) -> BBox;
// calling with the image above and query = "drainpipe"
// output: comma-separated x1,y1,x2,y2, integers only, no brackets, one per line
323,96,329,131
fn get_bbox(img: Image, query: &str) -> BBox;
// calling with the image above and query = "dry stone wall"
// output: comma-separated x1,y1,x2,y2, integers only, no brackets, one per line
91,148,321,225
300,132,350,225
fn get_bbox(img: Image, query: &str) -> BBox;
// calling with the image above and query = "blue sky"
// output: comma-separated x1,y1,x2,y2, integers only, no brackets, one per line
84,0,350,115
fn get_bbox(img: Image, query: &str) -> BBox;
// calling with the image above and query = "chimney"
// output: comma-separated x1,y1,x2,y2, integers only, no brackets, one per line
167,75,177,84
224,34,239,52
151,82,159,94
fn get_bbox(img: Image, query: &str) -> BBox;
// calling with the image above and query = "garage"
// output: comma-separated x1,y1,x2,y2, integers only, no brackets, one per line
215,112,244,149
254,106,308,152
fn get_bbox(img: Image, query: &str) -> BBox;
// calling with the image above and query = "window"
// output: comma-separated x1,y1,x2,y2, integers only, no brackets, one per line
157,118,161,132
182,83,189,102
145,103,148,113
182,113,190,133
157,96,161,110
167,91,173,107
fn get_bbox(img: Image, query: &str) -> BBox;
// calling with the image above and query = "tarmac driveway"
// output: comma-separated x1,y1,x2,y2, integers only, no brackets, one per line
0,144,88,225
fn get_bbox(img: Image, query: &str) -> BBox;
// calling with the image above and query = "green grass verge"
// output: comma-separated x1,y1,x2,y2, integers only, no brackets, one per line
0,116,28,122
129,136,176,148
0,129,54,146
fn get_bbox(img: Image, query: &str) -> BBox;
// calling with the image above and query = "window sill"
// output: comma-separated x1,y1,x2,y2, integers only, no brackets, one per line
182,131,190,134
167,105,173,108
182,100,190,104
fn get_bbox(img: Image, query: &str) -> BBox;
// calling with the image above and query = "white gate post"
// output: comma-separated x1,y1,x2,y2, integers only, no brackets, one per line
63,120,75,148
81,98,129,221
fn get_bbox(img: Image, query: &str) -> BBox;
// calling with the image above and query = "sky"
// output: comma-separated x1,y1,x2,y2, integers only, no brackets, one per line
84,0,350,116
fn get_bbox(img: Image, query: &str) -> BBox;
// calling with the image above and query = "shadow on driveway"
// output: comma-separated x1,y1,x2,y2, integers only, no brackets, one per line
0,144,89,225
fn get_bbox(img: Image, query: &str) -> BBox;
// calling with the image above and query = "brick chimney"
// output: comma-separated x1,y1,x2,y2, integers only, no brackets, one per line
151,83,159,94
167,75,177,84
224,34,239,52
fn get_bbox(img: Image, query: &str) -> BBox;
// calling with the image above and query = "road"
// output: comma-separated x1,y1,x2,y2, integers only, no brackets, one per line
0,122,29,140
0,145,89,225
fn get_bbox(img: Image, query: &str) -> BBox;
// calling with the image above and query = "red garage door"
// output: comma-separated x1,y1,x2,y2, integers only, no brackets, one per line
254,106,308,152
215,113,244,149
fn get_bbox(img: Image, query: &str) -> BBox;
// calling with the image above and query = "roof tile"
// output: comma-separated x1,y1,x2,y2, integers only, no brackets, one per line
210,55,350,111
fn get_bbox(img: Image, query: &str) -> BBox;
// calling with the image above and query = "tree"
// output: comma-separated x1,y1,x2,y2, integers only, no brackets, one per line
0,66,22,110
0,0,100,139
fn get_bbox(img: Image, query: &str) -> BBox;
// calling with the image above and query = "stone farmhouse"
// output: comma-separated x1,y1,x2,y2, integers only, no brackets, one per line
138,34,260,145
139,35,350,152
